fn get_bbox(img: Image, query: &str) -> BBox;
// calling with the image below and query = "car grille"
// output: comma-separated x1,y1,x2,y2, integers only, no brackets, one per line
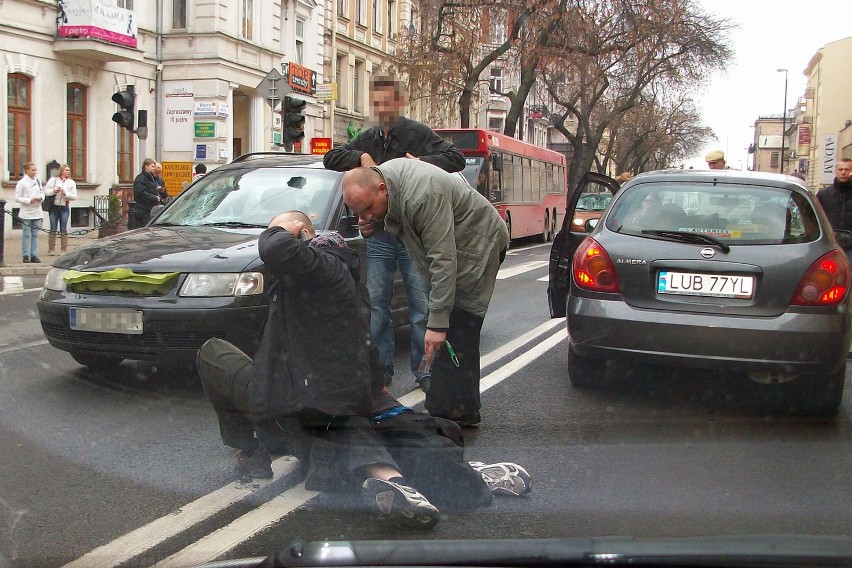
42,322,210,350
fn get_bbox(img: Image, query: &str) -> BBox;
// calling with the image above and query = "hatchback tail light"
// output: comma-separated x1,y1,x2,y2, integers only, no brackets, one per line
572,237,620,293
791,249,851,306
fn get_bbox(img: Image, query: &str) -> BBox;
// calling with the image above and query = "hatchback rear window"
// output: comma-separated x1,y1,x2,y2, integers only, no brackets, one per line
606,182,820,244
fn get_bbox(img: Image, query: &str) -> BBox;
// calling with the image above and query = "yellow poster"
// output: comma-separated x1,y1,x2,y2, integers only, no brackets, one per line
161,161,193,196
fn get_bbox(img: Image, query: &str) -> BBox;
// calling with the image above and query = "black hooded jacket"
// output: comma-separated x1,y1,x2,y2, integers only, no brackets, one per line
817,178,852,230
248,227,373,421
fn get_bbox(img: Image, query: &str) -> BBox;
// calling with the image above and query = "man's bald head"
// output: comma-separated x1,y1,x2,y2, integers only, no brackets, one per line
269,210,316,237
341,167,388,224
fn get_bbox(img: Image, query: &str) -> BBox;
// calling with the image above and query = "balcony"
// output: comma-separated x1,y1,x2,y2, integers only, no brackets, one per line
53,37,144,63
804,87,815,99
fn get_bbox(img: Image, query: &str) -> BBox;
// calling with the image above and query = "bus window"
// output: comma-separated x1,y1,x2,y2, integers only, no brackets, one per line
460,157,488,197
503,154,514,202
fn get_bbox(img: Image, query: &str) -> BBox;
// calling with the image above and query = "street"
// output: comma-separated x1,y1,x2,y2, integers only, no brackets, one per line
0,243,850,568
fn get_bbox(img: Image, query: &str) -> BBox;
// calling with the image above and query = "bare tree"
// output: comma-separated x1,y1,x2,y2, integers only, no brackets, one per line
541,0,734,189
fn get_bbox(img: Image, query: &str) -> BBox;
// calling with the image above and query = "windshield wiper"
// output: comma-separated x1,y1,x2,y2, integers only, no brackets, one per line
200,221,268,229
641,229,730,253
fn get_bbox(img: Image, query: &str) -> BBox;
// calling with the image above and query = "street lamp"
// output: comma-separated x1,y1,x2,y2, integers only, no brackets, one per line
778,68,788,174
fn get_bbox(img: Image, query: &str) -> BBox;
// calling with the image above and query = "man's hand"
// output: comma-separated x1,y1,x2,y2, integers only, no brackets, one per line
404,153,421,160
360,153,377,167
424,329,448,360
269,215,305,238
358,217,375,238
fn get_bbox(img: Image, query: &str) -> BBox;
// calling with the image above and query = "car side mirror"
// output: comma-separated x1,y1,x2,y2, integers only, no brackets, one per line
337,214,360,238
585,218,599,232
491,154,503,172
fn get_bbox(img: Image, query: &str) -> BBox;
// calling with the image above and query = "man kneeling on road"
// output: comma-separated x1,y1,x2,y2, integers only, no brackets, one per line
197,211,530,530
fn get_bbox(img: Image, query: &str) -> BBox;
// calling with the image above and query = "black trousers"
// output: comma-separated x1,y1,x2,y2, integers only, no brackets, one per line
196,338,397,484
424,307,485,420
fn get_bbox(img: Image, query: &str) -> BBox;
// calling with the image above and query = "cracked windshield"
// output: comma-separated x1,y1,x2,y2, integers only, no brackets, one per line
2,0,851,566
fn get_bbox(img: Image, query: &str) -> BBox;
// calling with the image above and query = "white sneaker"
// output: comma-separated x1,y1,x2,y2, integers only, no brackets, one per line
469,461,532,496
362,478,440,529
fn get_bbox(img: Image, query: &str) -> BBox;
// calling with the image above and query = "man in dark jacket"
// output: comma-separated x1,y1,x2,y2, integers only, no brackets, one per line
197,211,441,529
323,75,465,394
130,158,163,229
817,158,852,231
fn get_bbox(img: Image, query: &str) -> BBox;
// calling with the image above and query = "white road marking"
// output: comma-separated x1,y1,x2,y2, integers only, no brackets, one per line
496,260,549,280
537,275,549,282
152,327,568,568
0,339,49,355
505,243,551,255
64,321,568,568
0,287,41,296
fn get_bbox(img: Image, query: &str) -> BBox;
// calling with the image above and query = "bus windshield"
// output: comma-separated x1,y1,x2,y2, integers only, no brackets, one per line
461,157,487,196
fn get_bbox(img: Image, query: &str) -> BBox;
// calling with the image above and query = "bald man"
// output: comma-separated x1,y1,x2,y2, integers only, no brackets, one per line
342,159,509,426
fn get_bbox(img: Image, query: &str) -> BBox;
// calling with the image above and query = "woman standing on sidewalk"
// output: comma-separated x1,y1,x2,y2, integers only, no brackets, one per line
44,164,77,255
14,162,45,264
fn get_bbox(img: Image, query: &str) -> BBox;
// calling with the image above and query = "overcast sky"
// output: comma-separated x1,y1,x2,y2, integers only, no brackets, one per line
689,0,851,170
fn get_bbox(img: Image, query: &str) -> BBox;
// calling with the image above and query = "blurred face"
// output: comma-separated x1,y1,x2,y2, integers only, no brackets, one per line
707,159,725,170
59,167,71,179
24,164,37,178
370,86,404,128
836,161,852,183
144,162,156,174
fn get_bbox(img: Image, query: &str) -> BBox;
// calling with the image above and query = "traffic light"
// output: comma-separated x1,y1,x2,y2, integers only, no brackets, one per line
112,85,135,131
282,95,306,144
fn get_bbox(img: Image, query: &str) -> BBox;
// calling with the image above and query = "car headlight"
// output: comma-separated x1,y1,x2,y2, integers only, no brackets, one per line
179,272,264,297
572,217,585,227
44,267,69,292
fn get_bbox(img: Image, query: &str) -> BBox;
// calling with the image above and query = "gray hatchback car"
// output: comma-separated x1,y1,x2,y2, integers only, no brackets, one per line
548,169,850,415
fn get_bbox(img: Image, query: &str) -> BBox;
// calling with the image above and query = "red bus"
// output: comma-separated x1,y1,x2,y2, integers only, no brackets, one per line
435,128,567,242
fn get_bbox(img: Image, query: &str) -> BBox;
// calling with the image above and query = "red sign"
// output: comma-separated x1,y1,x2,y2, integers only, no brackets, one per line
311,138,332,155
798,125,811,146
286,62,317,96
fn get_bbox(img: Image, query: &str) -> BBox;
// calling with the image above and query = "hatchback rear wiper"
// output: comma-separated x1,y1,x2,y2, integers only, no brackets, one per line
641,229,731,253
201,221,268,228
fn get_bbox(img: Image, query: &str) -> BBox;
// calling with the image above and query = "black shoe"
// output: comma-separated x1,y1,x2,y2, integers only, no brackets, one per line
22,257,30,263
415,375,431,393
362,478,440,530
235,446,273,479
30,256,41,264
452,410,481,427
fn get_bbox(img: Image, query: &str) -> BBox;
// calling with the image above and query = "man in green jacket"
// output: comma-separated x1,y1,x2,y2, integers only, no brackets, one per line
342,158,509,426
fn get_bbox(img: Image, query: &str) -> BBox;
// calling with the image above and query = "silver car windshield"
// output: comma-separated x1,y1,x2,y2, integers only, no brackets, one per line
152,167,340,228
607,183,820,244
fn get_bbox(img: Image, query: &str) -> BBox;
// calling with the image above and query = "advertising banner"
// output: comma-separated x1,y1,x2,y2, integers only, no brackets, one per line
163,82,194,152
311,138,332,155
820,133,838,185
57,0,137,48
161,161,193,196
284,62,317,96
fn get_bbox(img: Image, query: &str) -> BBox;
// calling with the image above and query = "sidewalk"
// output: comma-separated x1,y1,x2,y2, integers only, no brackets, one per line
0,230,98,276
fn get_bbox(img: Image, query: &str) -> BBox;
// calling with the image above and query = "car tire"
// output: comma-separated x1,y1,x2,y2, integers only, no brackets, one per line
793,366,845,417
566,348,606,388
549,210,557,242
538,212,549,243
71,353,124,374
506,214,512,246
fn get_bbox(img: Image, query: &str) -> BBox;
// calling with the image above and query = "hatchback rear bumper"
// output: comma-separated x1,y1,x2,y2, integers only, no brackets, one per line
567,296,851,375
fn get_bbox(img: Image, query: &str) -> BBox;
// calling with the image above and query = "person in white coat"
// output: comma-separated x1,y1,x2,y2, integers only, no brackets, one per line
14,162,45,263
44,164,78,254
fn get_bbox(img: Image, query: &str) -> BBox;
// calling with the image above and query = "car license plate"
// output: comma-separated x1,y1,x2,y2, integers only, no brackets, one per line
70,308,143,334
657,271,754,299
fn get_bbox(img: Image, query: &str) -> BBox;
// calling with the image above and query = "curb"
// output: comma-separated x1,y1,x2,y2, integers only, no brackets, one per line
0,266,51,276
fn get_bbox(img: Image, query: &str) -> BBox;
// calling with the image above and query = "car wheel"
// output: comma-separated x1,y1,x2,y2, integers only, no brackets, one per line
506,214,512,246
539,212,550,243
71,353,124,374
793,367,845,417
566,348,606,388
549,210,557,242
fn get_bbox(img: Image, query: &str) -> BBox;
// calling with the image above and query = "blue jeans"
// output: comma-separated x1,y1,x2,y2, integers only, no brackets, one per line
49,205,70,233
367,232,429,382
21,218,42,258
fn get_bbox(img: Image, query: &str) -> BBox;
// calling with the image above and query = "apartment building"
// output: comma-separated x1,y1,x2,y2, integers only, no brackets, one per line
750,115,787,174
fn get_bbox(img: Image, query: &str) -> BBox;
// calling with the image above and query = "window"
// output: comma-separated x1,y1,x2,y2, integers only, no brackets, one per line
295,18,305,66
488,116,503,133
337,0,347,17
490,67,503,94
241,0,253,40
117,125,134,184
372,0,382,33
770,152,779,168
356,0,366,25
116,0,133,9
336,55,346,109
490,11,506,43
7,73,31,180
71,207,91,228
173,0,186,29
387,0,396,37
67,84,87,181
354,61,364,113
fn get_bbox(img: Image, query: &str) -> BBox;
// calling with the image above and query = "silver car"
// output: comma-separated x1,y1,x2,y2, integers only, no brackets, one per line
548,169,850,416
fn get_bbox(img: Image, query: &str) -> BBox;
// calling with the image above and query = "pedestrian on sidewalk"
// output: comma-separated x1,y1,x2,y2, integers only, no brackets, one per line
14,162,45,264
44,164,77,254
130,158,162,229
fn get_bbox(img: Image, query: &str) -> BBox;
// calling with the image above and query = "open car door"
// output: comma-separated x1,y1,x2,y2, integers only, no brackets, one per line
547,172,621,318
